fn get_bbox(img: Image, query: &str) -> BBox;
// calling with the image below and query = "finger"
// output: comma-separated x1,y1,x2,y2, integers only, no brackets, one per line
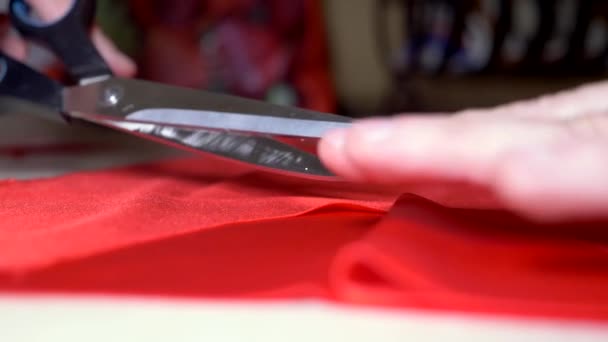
91,27,136,77
496,135,608,222
0,17,27,60
26,0,71,21
319,114,565,186
26,0,136,77
318,119,382,181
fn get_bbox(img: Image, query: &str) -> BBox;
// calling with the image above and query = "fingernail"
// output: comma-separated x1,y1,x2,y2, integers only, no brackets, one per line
352,120,395,144
321,128,347,152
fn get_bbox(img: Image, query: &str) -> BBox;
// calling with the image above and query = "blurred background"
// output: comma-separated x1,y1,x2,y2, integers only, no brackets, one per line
4,0,608,177
92,0,608,117
20,0,608,117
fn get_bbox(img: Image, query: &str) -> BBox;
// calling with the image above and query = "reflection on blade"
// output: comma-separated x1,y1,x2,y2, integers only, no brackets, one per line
63,77,352,127
127,108,351,138
99,120,335,178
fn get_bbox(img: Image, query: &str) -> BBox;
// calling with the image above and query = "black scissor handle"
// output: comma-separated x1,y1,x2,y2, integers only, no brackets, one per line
0,52,62,110
8,0,112,83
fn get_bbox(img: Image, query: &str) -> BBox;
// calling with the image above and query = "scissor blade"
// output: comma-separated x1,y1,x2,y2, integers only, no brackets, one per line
126,108,351,139
63,77,352,138
85,117,336,179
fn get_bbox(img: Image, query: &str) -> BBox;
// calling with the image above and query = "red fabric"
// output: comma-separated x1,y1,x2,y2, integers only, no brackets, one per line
0,156,395,270
0,209,379,299
1,158,608,322
331,195,608,321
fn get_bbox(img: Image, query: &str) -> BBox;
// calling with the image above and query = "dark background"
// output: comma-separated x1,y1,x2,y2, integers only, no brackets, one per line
35,0,608,116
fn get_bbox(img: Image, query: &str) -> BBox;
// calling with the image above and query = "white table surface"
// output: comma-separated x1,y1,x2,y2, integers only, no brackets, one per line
1,113,608,341
2,295,608,342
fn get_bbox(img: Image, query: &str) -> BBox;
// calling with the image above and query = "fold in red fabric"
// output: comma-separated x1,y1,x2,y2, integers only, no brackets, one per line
0,157,396,270
1,158,608,322
0,208,380,299
331,195,608,321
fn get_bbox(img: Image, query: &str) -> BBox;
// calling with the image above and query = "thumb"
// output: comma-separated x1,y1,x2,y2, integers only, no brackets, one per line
496,136,608,222
0,17,26,60
91,27,136,77
25,0,136,77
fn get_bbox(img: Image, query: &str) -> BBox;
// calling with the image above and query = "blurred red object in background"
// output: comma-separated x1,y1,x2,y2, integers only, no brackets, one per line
129,0,336,113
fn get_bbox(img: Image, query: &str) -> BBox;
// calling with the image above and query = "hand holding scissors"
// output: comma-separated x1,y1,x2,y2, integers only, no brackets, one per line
0,0,352,179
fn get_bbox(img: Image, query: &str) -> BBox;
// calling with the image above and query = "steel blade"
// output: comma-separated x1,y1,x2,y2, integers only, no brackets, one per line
81,117,336,179
126,108,350,138
63,77,352,138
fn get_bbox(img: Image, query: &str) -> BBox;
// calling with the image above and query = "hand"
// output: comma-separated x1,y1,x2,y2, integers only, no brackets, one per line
319,81,608,223
0,0,136,77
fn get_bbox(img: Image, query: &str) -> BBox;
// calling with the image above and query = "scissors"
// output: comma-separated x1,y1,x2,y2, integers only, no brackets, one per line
0,0,352,179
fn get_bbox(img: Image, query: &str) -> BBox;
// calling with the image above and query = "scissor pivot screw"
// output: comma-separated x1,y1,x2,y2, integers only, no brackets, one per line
101,85,124,107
